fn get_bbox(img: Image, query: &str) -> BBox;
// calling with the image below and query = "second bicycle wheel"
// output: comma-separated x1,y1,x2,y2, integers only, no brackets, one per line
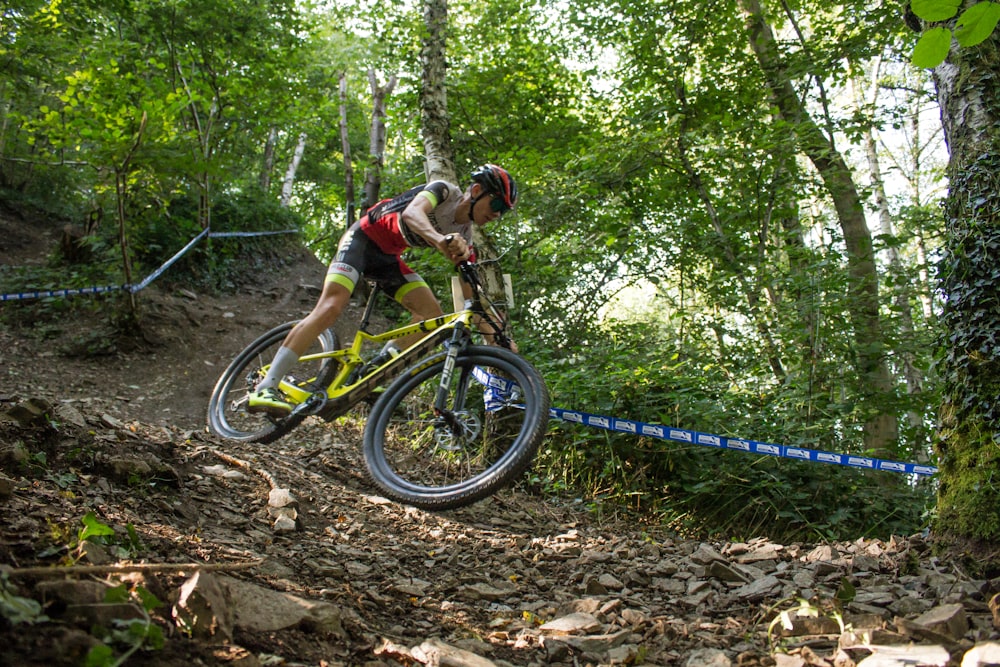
362,345,550,510
207,321,340,443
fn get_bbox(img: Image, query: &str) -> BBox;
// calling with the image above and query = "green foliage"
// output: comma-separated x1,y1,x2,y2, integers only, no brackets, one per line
937,153,1000,430
935,151,1000,539
83,583,165,667
913,0,964,22
526,313,934,541
0,574,48,626
911,1,1000,67
78,511,116,543
913,27,954,68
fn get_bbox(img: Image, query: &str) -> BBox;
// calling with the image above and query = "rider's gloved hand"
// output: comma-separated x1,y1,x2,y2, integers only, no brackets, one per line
440,234,470,263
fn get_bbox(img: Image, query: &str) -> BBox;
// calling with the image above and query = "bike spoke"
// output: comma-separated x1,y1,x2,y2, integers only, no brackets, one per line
207,322,339,442
374,354,532,496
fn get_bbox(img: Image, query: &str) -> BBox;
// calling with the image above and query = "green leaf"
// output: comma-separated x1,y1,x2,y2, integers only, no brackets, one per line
912,27,953,67
835,577,857,603
955,2,1000,46
135,586,163,612
912,0,962,21
84,644,115,667
104,583,130,604
0,586,46,625
78,511,115,543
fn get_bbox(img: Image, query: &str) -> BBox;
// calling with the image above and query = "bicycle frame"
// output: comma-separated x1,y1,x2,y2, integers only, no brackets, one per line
272,303,473,421
269,260,509,422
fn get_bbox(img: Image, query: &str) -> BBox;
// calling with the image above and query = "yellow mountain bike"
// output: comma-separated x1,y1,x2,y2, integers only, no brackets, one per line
206,260,550,510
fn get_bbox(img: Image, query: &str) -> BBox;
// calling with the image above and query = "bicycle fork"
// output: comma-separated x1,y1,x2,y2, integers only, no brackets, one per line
433,323,474,446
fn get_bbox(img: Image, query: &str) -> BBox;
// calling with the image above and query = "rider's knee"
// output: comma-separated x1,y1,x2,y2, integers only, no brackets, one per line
311,289,349,327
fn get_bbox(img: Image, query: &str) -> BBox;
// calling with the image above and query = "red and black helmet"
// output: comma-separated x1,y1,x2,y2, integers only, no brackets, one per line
470,164,518,211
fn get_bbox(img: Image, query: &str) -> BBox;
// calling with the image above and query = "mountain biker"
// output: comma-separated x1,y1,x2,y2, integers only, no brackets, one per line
247,164,519,416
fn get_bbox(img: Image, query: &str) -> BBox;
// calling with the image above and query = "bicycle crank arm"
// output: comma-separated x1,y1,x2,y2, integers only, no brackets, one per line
289,390,329,418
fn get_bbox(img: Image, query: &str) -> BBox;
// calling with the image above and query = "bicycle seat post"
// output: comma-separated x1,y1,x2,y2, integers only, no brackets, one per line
357,281,381,334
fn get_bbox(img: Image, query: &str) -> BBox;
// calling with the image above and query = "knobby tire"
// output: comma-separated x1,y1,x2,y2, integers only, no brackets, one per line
362,345,550,510
206,321,339,444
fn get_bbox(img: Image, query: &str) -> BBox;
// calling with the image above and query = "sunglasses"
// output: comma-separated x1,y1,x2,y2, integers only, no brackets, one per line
489,194,511,215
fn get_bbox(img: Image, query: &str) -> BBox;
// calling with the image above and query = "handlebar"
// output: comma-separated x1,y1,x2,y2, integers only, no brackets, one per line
443,234,481,287
457,260,481,288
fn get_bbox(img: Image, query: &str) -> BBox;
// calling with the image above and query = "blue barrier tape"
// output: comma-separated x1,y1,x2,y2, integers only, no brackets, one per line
0,284,127,301
1,228,299,302
128,227,211,293
208,229,299,238
549,406,938,476
468,367,936,476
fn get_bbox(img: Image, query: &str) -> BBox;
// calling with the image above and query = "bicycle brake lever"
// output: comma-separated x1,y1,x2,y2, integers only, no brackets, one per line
457,260,480,287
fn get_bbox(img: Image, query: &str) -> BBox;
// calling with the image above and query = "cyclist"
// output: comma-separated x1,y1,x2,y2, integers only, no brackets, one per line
247,164,519,416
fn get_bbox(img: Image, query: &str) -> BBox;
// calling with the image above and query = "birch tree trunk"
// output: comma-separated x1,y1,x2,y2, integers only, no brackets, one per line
738,0,898,457
904,83,938,321
931,30,1000,541
364,70,397,211
260,126,277,192
280,132,306,208
851,66,926,441
420,0,455,184
339,73,356,227
417,0,504,298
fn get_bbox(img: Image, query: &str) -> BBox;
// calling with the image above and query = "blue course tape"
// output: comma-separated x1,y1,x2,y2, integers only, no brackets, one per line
208,229,299,238
0,284,127,302
466,368,934,476
469,368,935,476
1,228,299,302
549,407,938,477
128,228,211,293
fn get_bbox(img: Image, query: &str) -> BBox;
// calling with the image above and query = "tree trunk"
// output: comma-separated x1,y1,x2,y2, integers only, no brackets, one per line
417,0,504,292
906,87,938,321
851,65,926,441
364,70,397,211
420,0,455,184
931,31,1000,541
738,0,898,457
114,110,146,321
260,126,277,192
339,72,356,227
280,132,307,208
772,146,819,377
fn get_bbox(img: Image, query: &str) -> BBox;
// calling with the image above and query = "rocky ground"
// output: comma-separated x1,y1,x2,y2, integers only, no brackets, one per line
2,211,1000,667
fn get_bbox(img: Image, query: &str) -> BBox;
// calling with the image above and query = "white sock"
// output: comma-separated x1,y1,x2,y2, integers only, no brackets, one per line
258,346,300,391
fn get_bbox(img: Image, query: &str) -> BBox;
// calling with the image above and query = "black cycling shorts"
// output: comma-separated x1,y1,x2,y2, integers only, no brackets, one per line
325,222,428,302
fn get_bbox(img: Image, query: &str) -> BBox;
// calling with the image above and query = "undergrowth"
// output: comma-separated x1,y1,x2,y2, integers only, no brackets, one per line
0,190,307,351
523,317,938,543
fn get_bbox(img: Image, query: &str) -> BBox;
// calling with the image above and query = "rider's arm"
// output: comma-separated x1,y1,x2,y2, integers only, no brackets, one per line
401,183,469,262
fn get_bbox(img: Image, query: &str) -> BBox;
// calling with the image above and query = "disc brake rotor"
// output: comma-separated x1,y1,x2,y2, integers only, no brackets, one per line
435,411,482,451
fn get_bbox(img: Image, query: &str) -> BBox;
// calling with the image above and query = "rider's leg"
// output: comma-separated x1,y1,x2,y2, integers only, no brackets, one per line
249,222,371,415
255,281,351,393
393,285,445,350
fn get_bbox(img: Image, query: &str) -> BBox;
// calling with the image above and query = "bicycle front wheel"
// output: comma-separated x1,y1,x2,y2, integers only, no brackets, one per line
362,345,550,510
207,321,340,443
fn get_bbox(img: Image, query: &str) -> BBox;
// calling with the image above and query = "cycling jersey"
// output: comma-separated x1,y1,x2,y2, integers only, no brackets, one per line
360,180,472,256
326,180,473,302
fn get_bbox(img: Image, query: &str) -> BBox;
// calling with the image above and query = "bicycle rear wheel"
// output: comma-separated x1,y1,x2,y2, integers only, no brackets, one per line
362,345,549,510
207,321,340,443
